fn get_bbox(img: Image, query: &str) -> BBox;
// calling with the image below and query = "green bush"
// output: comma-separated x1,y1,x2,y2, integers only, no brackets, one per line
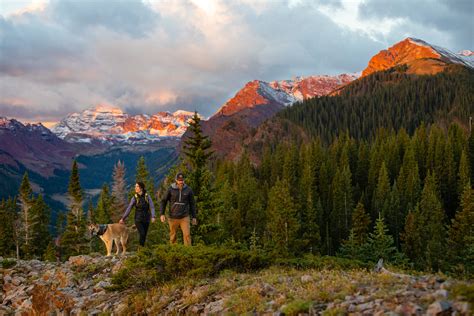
110,244,271,290
0,258,16,269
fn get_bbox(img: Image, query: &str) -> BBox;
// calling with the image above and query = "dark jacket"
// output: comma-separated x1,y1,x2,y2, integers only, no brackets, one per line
160,183,196,219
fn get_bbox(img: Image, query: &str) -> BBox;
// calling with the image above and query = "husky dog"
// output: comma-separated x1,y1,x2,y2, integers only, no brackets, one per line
88,223,129,256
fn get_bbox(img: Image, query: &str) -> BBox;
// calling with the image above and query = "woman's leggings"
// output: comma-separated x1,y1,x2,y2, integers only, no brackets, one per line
135,220,150,246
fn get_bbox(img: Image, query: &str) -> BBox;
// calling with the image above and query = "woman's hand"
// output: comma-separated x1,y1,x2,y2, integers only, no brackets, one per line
119,218,125,225
151,217,156,223
160,215,166,223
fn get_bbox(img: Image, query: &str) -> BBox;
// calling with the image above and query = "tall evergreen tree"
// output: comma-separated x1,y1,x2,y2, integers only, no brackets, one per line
351,201,371,245
182,111,213,198
29,195,51,258
385,181,402,248
447,184,474,276
265,179,299,256
458,150,471,197
135,156,155,197
0,198,16,257
18,172,34,257
95,184,112,224
372,161,391,221
111,160,127,222
468,128,474,185
397,146,421,215
401,210,419,266
62,160,88,259
330,164,354,252
365,213,399,263
416,171,446,271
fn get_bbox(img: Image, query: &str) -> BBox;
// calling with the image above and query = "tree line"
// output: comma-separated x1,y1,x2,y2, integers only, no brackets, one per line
278,64,474,143
1,113,472,278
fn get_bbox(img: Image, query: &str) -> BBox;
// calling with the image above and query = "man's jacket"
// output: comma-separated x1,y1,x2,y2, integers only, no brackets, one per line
160,183,197,219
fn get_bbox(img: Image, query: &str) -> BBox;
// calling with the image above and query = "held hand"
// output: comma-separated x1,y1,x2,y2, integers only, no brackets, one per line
192,218,197,226
151,217,156,223
119,218,125,225
160,215,166,223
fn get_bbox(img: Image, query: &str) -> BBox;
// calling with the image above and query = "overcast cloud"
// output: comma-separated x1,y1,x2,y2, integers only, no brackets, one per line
0,0,472,123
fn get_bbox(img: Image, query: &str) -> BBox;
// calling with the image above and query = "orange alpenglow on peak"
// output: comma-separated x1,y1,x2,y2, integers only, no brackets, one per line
362,38,442,77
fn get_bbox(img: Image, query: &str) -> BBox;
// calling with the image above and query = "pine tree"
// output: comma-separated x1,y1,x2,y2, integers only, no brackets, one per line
265,179,299,256
338,230,364,260
330,164,354,252
387,181,403,248
468,129,474,185
458,150,471,197
18,172,34,257
397,146,421,216
29,195,51,258
372,162,391,221
95,184,112,224
0,198,16,257
447,184,474,275
182,111,213,198
135,156,155,196
416,171,446,271
62,160,88,259
351,201,371,245
111,160,127,222
401,210,419,266
365,213,399,263
43,240,57,262
68,160,83,220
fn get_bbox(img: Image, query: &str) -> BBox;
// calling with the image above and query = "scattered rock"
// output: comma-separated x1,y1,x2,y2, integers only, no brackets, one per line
204,299,225,314
68,255,89,267
427,301,453,316
300,274,313,283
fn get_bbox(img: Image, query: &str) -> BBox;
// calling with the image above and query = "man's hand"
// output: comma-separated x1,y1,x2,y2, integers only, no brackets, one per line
151,217,156,223
160,215,166,223
192,218,197,226
119,218,125,225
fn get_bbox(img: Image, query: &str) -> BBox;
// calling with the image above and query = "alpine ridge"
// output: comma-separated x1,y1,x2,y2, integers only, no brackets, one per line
52,104,196,144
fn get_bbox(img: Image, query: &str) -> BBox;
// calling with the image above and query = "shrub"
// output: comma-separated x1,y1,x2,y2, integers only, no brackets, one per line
110,244,270,290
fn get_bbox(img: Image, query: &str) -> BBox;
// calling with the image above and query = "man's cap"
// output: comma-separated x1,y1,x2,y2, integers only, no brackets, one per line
175,172,185,181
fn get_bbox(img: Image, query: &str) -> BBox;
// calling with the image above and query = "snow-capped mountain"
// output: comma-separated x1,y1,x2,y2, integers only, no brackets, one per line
52,105,196,144
213,73,359,117
362,37,473,77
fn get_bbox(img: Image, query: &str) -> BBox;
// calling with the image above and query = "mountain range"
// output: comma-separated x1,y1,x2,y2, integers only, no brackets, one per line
1,37,472,210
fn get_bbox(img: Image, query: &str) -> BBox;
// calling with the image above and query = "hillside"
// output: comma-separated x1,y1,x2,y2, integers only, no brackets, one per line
1,248,472,315
236,64,474,161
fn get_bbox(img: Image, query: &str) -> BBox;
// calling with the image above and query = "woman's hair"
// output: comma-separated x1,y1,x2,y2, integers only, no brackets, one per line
136,181,146,193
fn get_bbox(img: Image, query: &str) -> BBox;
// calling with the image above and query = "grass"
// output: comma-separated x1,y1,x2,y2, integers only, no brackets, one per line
0,258,16,269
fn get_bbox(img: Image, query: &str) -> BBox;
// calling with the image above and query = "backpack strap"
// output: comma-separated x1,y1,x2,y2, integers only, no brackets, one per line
135,193,149,206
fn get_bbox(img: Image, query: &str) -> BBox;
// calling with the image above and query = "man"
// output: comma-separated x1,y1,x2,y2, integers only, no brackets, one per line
160,172,197,246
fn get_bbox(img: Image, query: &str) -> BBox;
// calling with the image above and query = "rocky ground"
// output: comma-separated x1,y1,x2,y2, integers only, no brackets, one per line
0,254,472,315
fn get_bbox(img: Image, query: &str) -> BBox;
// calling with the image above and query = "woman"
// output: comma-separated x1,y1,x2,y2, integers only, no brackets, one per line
119,182,156,246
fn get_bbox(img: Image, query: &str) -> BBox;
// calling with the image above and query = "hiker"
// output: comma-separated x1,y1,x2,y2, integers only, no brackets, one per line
119,182,156,246
160,172,197,246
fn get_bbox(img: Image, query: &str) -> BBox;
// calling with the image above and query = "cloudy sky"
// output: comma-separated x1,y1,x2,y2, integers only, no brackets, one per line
0,0,472,125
